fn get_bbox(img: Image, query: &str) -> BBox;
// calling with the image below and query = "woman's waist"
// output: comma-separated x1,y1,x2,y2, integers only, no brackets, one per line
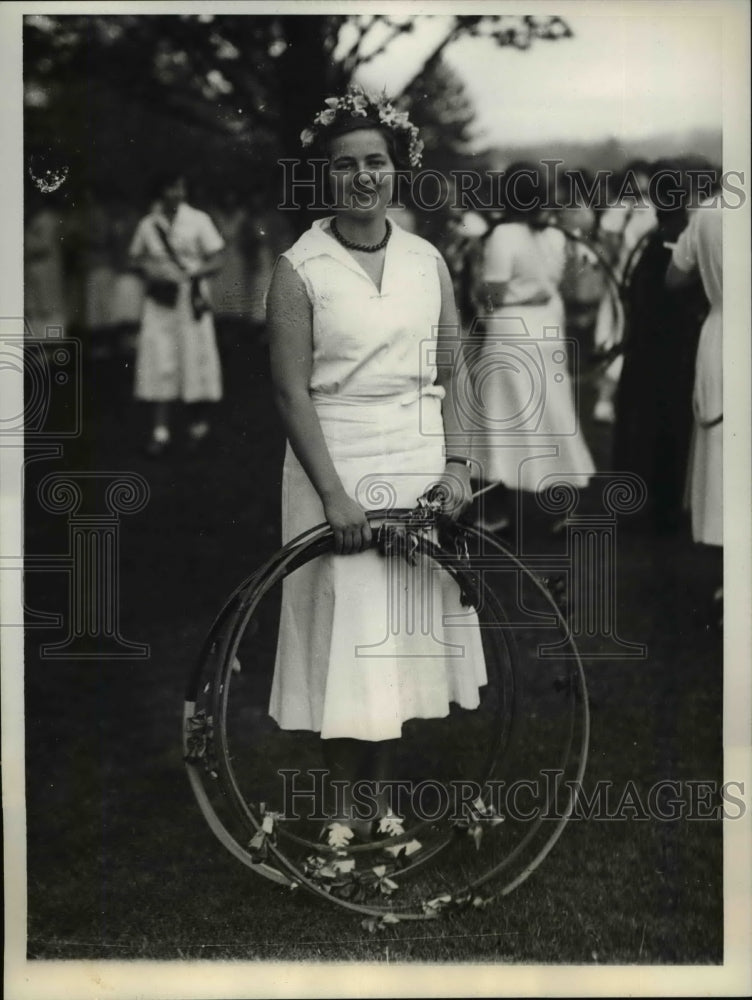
310,382,445,408
311,390,444,455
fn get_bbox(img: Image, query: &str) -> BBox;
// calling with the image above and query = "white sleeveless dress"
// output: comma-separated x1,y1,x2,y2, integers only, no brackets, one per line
468,223,595,493
268,219,487,742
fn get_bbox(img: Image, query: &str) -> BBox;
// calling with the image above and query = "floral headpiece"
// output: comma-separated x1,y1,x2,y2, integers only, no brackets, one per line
300,85,424,168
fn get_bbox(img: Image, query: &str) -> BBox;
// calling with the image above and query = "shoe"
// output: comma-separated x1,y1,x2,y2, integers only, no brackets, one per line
186,422,211,453
593,399,615,424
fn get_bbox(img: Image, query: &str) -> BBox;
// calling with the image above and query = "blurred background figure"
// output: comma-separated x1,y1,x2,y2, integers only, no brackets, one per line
557,167,608,389
210,188,252,328
129,170,225,456
24,188,67,338
467,162,595,532
591,159,657,423
244,187,293,338
613,160,710,534
80,187,118,359
109,191,145,357
440,208,491,330
666,189,723,593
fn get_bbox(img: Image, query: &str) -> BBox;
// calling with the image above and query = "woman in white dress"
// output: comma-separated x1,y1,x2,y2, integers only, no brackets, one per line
666,199,723,548
266,88,487,840
468,163,595,528
129,172,225,456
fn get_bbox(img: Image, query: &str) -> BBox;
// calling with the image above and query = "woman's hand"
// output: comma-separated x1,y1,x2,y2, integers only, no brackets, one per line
322,489,373,555
438,462,473,521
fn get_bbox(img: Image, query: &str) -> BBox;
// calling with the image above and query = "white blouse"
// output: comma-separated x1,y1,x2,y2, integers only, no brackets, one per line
483,221,566,305
129,202,224,274
283,218,444,403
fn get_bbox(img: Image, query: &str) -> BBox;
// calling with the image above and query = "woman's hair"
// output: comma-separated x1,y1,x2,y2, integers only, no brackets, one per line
320,116,409,171
301,87,423,172
499,161,548,223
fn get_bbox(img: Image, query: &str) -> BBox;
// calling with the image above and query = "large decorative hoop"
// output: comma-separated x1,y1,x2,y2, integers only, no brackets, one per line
184,502,589,924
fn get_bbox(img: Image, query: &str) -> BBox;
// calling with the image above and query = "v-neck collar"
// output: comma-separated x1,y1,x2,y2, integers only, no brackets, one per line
314,216,396,295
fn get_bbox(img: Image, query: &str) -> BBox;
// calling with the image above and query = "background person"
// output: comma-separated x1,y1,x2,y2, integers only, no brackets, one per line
129,171,225,456
666,194,723,600
591,159,657,423
467,162,595,532
613,162,708,534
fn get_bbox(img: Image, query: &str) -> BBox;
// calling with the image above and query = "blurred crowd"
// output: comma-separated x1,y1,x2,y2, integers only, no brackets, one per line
24,182,294,355
23,154,722,562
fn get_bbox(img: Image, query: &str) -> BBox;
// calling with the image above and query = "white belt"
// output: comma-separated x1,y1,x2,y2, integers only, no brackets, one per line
311,384,446,408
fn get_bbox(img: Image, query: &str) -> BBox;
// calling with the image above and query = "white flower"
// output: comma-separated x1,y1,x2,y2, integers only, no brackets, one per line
261,813,275,834
377,811,405,837
324,97,340,108
314,108,337,126
300,128,315,147
423,893,452,913
323,822,354,849
383,837,422,859
331,857,356,874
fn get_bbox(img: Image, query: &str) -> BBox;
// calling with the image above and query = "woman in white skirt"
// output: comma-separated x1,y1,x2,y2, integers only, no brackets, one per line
129,172,225,456
468,163,595,530
666,199,723,548
266,88,487,841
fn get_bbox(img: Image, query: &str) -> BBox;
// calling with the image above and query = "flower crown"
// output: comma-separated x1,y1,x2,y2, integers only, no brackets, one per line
300,85,424,168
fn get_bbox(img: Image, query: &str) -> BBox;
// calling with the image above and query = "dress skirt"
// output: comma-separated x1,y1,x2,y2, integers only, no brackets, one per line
134,282,222,402
268,392,488,742
687,306,722,546
468,301,595,493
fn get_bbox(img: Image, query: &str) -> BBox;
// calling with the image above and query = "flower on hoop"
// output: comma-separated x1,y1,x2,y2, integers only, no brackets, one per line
300,84,424,168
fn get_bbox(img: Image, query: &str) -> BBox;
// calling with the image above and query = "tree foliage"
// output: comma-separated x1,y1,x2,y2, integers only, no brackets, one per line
24,12,572,206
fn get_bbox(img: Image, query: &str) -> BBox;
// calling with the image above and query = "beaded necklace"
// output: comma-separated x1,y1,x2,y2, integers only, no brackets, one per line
330,217,392,253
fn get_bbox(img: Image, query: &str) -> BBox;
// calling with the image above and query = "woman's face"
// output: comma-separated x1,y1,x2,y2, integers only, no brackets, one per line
327,129,394,218
161,177,187,211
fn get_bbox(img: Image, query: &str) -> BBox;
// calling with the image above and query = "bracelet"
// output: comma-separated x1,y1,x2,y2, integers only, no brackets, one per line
445,455,473,470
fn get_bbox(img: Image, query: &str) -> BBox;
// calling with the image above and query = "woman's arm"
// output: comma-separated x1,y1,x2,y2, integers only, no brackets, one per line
481,280,510,310
267,256,371,555
190,249,225,280
435,254,473,519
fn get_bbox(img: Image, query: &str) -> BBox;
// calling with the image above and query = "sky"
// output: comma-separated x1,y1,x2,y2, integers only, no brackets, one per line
353,12,723,147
